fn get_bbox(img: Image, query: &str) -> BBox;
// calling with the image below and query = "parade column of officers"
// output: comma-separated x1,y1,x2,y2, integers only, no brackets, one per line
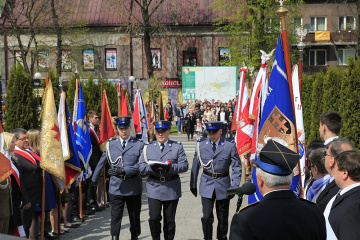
2,109,360,240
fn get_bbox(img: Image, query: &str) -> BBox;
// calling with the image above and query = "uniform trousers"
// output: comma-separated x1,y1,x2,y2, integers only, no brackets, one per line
109,193,142,239
148,197,179,240
201,191,230,240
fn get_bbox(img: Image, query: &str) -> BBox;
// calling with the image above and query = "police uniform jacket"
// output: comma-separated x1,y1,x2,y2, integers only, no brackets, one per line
91,136,144,196
190,137,242,200
139,140,188,201
328,185,360,239
229,190,326,240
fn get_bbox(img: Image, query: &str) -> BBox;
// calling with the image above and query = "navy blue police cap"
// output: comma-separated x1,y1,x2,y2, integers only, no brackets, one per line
115,116,131,128
153,120,171,131
256,139,299,176
205,121,222,133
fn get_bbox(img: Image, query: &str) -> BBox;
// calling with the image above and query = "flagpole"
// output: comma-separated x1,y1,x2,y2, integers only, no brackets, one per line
276,0,304,197
40,169,45,240
101,86,107,210
297,27,307,100
118,81,121,116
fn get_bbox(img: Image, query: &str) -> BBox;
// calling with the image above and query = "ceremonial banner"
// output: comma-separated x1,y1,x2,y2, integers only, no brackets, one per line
133,90,149,143
122,92,128,116
249,36,299,204
235,68,252,161
100,89,116,147
0,122,11,183
40,80,65,189
249,53,268,160
158,92,164,120
58,91,81,187
292,65,306,190
74,82,92,168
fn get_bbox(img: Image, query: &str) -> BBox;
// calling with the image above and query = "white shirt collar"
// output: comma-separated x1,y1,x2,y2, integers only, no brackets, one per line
324,136,339,146
340,182,360,196
119,136,131,145
157,140,168,147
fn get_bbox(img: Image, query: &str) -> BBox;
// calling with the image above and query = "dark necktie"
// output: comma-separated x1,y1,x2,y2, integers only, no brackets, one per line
212,142,216,153
122,141,126,149
160,143,165,152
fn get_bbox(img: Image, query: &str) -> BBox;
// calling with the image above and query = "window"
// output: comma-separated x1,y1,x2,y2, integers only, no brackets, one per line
338,49,355,65
309,49,326,66
339,16,355,30
265,18,281,33
183,48,197,66
293,17,303,31
310,17,326,31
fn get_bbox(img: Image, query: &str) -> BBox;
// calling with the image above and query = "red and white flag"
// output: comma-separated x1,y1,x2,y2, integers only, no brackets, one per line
133,90,149,143
234,68,252,164
249,55,268,160
292,64,306,191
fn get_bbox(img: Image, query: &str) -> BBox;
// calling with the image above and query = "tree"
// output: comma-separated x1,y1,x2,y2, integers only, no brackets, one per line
339,57,360,149
321,66,342,112
113,0,198,78
301,73,313,145
212,0,303,68
5,64,38,131
1,0,50,77
308,70,325,143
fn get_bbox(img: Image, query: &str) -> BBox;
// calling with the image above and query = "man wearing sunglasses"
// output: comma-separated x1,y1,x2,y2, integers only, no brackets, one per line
139,120,188,240
190,121,242,240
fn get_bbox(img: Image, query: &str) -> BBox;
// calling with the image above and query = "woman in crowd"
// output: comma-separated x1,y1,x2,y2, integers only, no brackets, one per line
182,104,189,133
27,129,58,238
176,103,183,135
217,106,229,138
184,110,196,141
0,133,15,234
5,132,24,237
306,147,331,202
203,105,214,122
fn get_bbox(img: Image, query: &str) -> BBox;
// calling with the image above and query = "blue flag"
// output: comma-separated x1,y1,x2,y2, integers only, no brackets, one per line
248,36,300,204
74,82,92,169
58,91,82,187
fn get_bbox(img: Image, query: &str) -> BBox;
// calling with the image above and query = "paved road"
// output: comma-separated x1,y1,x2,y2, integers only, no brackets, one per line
63,134,247,240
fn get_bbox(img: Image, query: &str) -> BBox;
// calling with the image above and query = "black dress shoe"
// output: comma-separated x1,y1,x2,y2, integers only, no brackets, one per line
44,231,58,239
72,216,85,223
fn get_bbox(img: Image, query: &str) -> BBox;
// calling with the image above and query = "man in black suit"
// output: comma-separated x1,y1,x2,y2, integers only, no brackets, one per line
87,110,104,211
12,128,42,239
315,111,342,213
316,138,354,213
327,150,360,239
229,140,326,240
319,111,341,147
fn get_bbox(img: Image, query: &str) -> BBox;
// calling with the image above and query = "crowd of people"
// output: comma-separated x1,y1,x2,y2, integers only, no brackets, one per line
1,102,360,240
164,98,236,141
0,110,109,240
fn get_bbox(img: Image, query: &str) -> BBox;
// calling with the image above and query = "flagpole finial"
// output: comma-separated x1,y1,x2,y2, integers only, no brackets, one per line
276,0,288,31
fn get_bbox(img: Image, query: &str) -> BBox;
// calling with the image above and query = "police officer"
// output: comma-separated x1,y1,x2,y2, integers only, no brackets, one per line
91,116,144,240
190,121,242,240
139,120,188,240
229,140,326,240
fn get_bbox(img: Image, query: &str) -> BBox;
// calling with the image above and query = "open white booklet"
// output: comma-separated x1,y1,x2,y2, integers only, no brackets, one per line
148,160,170,165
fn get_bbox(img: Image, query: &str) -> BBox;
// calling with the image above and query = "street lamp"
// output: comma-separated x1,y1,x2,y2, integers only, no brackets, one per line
129,76,136,109
33,72,42,111
59,76,63,92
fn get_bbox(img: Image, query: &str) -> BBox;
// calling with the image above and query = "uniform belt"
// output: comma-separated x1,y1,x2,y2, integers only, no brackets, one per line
203,170,229,178
149,174,179,182
118,174,138,180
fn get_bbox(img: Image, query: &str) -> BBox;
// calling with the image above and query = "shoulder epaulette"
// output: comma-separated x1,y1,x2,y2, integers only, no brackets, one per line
236,201,259,214
108,137,118,142
225,138,235,143
198,138,207,143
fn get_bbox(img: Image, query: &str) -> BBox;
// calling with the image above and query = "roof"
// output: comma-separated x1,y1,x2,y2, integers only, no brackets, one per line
1,0,227,29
